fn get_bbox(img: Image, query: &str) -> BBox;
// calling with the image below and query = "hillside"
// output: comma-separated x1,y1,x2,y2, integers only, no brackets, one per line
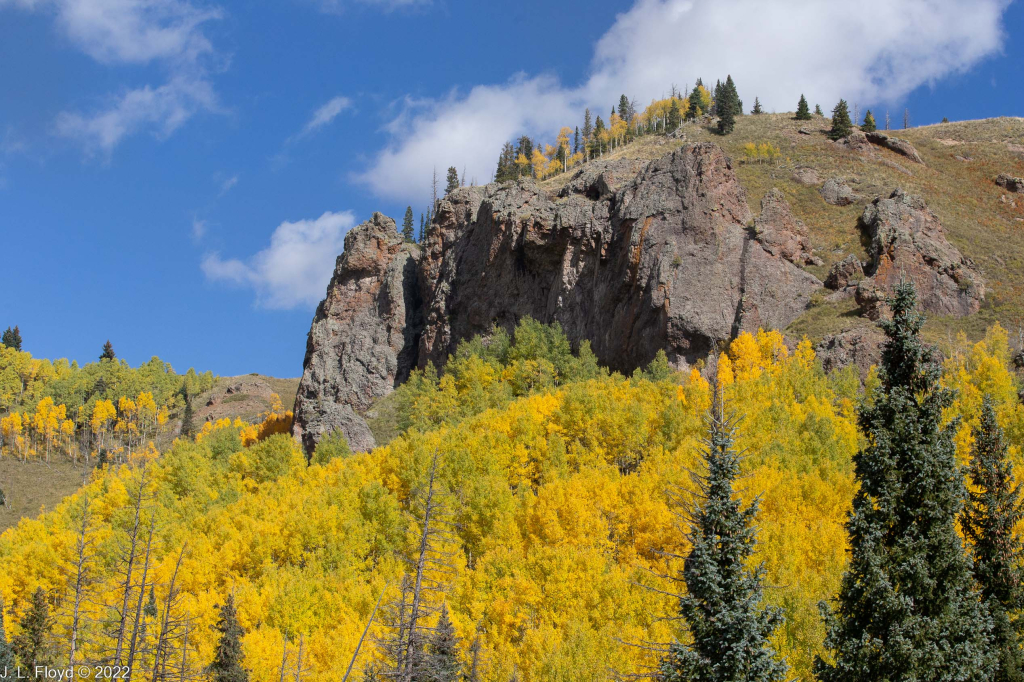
0,318,1020,680
0,356,298,532
294,114,1024,454
541,114,1024,343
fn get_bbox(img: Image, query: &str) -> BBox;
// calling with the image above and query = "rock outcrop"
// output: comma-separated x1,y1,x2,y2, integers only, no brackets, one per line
820,177,858,206
854,189,984,319
753,189,821,266
294,143,823,452
816,328,885,379
292,213,422,453
824,255,864,290
865,132,924,164
996,173,1024,193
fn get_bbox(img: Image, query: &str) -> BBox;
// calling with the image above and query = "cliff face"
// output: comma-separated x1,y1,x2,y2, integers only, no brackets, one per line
292,213,422,454
294,142,822,452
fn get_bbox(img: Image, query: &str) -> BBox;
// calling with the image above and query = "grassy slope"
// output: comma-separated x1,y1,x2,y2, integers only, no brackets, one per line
542,114,1024,348
0,373,300,533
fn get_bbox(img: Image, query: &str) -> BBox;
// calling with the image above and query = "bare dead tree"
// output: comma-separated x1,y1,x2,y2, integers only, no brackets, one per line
107,464,153,665
150,543,188,682
904,108,910,129
65,492,98,666
126,516,158,678
375,451,458,681
293,634,311,682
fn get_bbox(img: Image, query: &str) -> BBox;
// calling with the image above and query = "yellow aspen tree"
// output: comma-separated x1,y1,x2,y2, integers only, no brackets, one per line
1,412,23,459
91,399,117,455
116,396,139,462
531,148,549,180
556,127,573,172
136,392,158,444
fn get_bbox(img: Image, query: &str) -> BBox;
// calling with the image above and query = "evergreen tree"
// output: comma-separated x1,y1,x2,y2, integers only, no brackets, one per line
1,326,21,351
963,396,1024,682
814,104,823,116
593,117,606,156
423,604,462,682
444,167,459,195
827,99,853,140
815,280,997,681
751,97,763,115
402,206,415,242
686,83,704,120
618,94,630,122
713,80,723,116
0,600,16,672
179,387,194,439
11,588,53,670
795,94,811,120
100,340,115,361
717,75,739,135
660,392,788,682
514,137,533,177
419,214,425,243
573,126,580,155
582,109,593,151
209,595,248,682
667,99,681,133
861,110,877,133
495,142,516,183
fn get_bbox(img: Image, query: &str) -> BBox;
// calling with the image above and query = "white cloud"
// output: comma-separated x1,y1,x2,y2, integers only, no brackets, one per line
297,95,351,138
191,216,206,240
218,173,238,195
360,0,1011,204
55,76,218,153
1,0,224,153
201,210,357,309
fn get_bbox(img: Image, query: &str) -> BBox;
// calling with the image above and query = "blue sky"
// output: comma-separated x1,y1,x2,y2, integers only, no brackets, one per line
1,0,1021,378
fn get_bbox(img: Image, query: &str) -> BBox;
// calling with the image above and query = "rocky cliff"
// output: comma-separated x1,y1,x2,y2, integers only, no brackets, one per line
294,142,822,452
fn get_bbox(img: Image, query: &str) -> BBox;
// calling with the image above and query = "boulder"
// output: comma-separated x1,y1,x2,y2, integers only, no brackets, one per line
996,173,1024,193
854,189,984,319
824,255,864,290
753,189,821,266
791,167,821,186
816,328,885,379
865,131,924,164
820,177,858,206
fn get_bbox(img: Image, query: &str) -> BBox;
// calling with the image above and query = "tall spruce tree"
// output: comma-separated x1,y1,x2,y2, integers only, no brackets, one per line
209,595,248,682
861,110,877,133
827,99,853,140
814,103,823,116
444,167,459,195
660,392,788,682
963,396,1024,682
751,97,763,115
179,387,194,439
402,207,415,241
686,83,704,120
717,75,739,134
100,340,115,361
618,94,631,122
795,94,811,120
1,326,21,351
815,280,997,681
0,600,15,672
12,588,53,670
667,99,682,133
582,109,593,152
419,214,425,243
